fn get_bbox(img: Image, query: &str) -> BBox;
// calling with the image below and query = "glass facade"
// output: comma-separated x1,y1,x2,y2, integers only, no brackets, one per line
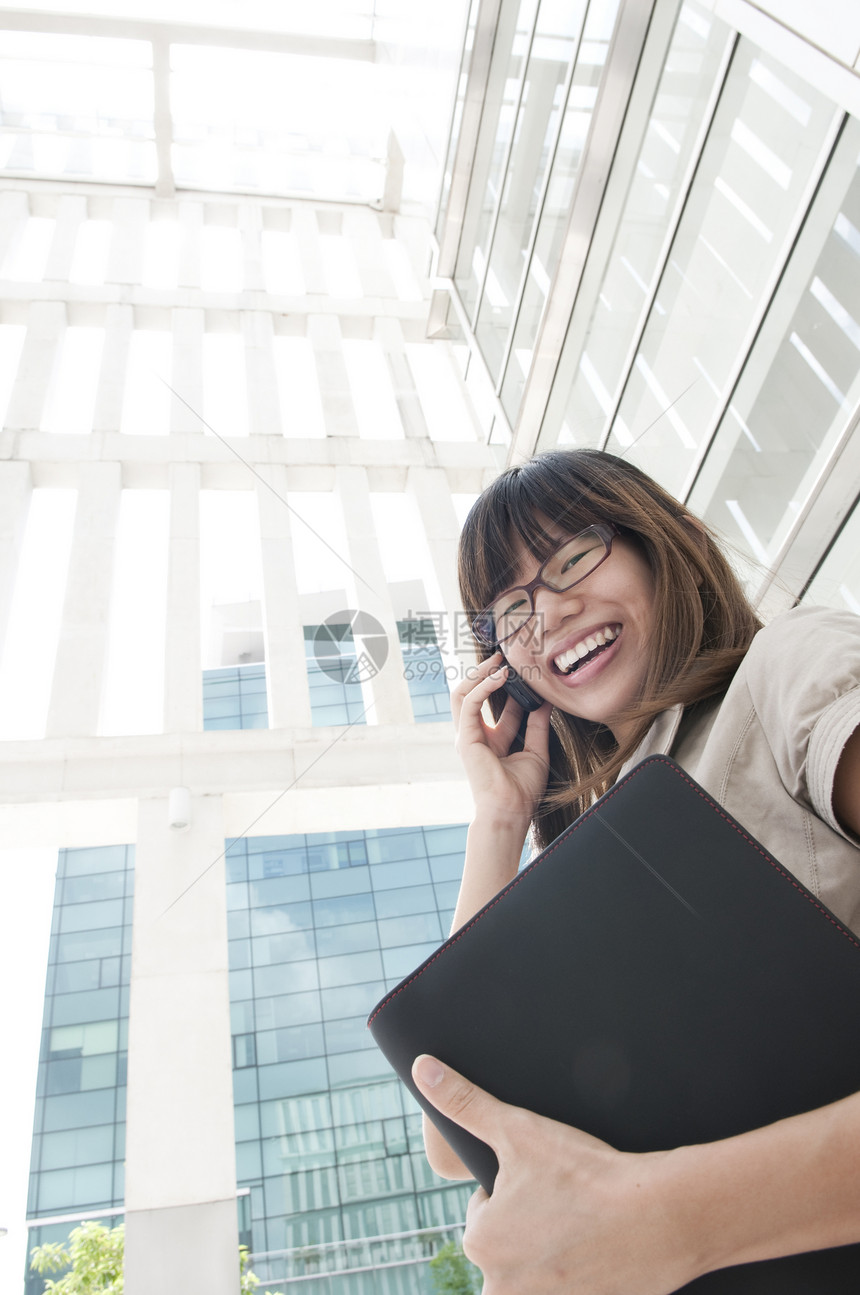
305,626,368,727
437,0,860,603
25,845,133,1295
203,663,270,731
226,823,473,1291
399,621,453,723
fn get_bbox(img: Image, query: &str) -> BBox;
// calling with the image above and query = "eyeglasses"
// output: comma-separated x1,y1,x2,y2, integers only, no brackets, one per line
472,523,618,647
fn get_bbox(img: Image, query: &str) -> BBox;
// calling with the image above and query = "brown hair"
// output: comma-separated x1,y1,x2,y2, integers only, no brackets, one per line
458,449,762,848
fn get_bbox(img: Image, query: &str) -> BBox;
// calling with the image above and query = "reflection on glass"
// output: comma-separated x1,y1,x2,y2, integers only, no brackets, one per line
605,42,837,494
499,0,620,419
690,117,860,565
435,0,482,244
454,0,540,319
536,0,729,444
474,0,590,380
804,499,860,613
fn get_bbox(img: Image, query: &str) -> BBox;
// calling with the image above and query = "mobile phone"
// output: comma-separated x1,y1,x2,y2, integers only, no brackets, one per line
502,664,544,712
501,660,543,754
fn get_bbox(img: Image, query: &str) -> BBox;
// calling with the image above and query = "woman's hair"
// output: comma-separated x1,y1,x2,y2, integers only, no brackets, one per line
458,449,762,848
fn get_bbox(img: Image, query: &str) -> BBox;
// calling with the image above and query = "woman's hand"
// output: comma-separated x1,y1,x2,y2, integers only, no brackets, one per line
451,651,552,828
414,1055,693,1295
415,1056,860,1293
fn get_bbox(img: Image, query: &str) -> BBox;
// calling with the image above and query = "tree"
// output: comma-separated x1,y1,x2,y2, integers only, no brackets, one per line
428,1240,482,1294
29,1222,124,1294
30,1223,273,1294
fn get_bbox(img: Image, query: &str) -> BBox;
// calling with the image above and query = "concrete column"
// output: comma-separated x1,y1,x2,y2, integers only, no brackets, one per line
177,200,204,290
170,308,205,435
93,304,134,435
335,464,413,724
374,317,430,440
124,793,238,1295
0,461,32,654
46,461,121,738
107,197,150,285
4,301,66,431
407,465,467,681
307,315,360,438
344,207,396,299
44,194,87,282
163,463,203,732
291,207,327,295
242,310,281,437
0,191,28,272
239,204,264,293
256,465,312,728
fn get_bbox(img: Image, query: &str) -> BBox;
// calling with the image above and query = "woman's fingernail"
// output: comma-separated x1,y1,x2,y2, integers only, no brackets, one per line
413,1055,445,1088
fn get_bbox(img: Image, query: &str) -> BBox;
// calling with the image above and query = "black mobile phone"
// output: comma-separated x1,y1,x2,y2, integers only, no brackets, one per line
501,661,543,754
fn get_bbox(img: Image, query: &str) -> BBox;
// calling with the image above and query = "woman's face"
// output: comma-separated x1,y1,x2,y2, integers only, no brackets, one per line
500,523,656,744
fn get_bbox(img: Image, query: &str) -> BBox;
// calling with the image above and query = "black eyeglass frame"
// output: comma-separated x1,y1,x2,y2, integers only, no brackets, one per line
471,522,619,647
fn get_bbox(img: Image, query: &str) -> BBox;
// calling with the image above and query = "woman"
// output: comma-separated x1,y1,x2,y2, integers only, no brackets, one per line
413,449,860,1294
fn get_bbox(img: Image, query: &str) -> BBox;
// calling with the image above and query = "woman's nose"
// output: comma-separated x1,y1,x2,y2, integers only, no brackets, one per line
531,583,583,643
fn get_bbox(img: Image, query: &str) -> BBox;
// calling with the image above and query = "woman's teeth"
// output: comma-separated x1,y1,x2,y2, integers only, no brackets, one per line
554,625,619,675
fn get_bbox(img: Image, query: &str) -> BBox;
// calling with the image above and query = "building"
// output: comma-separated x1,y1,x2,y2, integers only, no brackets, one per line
2,1,860,1292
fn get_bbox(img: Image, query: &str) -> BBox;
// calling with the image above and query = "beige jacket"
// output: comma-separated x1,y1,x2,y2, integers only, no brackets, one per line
620,605,860,935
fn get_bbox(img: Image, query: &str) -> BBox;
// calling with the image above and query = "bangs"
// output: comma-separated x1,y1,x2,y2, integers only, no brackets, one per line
458,457,600,614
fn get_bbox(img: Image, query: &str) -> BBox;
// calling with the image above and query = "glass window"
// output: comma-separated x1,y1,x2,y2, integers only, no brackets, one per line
370,858,433,890
312,893,375,927
317,951,383,990
320,982,385,1021
376,913,443,948
373,884,437,919
314,922,379,958
255,1023,325,1066
536,0,732,440
689,117,860,565
250,902,313,935
476,0,596,380
604,42,839,495
257,1057,329,1101
323,1016,374,1056
804,500,860,612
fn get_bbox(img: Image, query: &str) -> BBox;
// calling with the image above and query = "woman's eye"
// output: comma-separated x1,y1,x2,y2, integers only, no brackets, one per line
560,544,597,573
499,596,528,619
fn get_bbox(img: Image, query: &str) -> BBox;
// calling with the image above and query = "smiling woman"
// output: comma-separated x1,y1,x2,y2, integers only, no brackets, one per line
458,449,761,845
417,446,860,1294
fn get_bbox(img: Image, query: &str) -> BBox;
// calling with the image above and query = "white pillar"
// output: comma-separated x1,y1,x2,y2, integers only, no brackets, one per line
124,792,238,1295
4,301,66,431
177,199,203,289
407,464,468,681
242,310,281,437
0,461,32,654
163,463,203,732
107,197,150,285
0,190,28,269
307,315,360,438
93,304,133,435
291,207,327,295
375,316,429,440
256,465,312,728
170,308,205,435
46,461,121,738
335,464,414,724
44,194,87,282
